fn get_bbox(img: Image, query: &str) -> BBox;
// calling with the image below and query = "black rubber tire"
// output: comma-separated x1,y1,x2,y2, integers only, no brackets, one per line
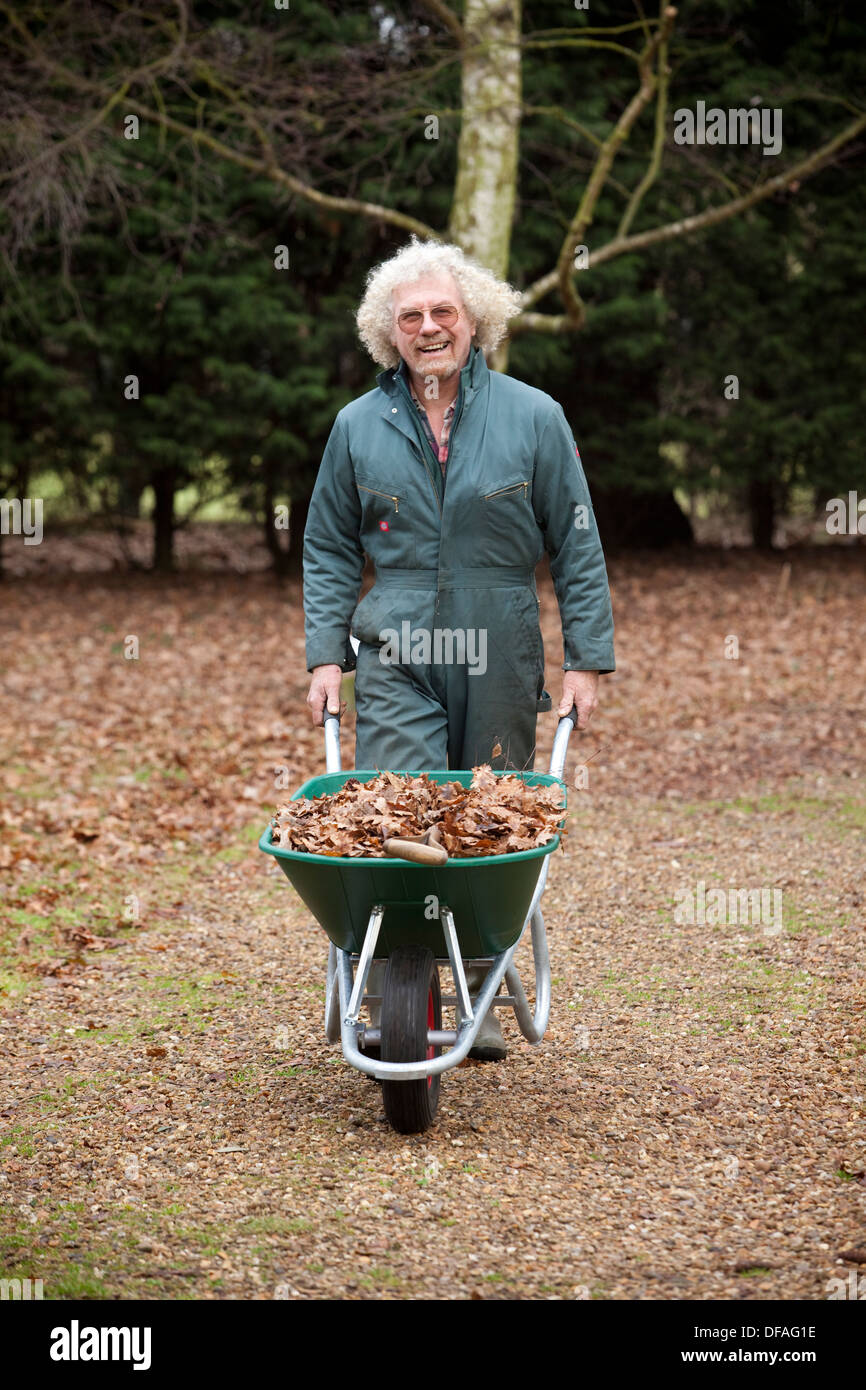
380,947,442,1134
361,1037,381,1074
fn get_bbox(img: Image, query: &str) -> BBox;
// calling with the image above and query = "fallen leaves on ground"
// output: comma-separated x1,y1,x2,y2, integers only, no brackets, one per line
0,544,864,1303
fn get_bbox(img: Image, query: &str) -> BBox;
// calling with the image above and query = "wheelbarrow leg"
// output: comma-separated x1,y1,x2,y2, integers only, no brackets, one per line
438,904,474,1025
345,905,385,1023
505,907,551,1044
324,942,340,1043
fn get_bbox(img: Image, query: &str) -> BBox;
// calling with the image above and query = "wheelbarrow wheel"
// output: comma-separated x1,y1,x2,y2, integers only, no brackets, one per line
381,947,441,1134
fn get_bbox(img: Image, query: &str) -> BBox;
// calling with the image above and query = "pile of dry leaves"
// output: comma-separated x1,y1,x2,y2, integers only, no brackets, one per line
271,765,565,858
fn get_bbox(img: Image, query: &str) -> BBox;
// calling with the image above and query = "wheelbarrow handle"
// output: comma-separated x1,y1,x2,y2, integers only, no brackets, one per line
327,709,575,780
323,709,342,775
384,837,448,866
548,712,576,782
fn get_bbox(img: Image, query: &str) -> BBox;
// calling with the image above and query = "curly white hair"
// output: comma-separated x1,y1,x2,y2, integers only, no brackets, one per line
355,235,524,369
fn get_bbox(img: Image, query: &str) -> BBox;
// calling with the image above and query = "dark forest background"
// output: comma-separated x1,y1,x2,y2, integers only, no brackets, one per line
1,0,864,575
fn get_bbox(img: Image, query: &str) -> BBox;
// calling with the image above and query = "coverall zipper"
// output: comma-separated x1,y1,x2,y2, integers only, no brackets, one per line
435,380,467,616
358,485,400,513
394,368,469,619
484,481,530,501
394,379,443,519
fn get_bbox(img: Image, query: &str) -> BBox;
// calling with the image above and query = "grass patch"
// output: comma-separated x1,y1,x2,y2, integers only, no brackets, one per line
69,970,250,1044
0,1230,110,1300
679,788,865,838
0,967,31,999
240,1216,313,1236
0,1126,36,1159
359,1265,402,1291
784,900,841,937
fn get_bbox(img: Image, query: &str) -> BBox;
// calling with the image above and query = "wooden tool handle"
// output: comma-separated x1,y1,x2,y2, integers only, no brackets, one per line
384,838,448,866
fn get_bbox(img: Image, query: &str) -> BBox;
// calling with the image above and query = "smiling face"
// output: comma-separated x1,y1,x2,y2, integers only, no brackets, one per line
389,272,476,394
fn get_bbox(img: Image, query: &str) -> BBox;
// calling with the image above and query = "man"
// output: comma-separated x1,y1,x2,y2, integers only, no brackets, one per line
304,237,615,1059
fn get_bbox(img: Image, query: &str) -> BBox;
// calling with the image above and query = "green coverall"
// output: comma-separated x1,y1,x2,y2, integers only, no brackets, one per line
303,344,615,771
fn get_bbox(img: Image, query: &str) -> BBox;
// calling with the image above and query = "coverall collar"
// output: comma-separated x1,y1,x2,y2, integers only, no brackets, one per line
376,341,488,401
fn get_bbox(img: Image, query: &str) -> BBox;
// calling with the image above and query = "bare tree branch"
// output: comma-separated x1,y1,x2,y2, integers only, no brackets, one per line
0,82,131,185
589,111,866,267
120,95,447,240
523,105,606,152
617,29,670,237
521,21,659,38
520,37,642,63
4,0,865,339
543,3,678,327
0,6,446,244
509,311,571,337
416,0,464,46
513,106,866,329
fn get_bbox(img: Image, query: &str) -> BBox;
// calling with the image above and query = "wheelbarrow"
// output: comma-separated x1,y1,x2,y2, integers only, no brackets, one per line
259,712,574,1133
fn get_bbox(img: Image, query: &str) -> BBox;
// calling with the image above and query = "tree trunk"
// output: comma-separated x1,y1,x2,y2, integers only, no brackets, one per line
118,475,143,519
264,478,292,578
0,463,31,579
591,486,693,550
151,467,176,572
286,494,310,578
749,478,775,550
448,0,522,281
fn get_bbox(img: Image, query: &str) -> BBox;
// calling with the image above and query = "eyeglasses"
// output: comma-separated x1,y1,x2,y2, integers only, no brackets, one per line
396,304,461,334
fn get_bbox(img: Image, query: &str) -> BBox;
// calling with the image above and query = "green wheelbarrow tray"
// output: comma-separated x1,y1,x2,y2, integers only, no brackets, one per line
259,768,566,959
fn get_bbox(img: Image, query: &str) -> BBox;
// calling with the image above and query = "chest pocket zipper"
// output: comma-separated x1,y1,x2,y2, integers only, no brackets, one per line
358,485,400,513
483,481,530,501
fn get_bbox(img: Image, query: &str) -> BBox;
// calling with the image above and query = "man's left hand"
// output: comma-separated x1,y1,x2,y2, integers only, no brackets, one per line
558,670,599,729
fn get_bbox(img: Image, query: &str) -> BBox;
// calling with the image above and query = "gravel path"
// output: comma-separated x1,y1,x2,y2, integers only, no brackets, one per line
2,552,864,1300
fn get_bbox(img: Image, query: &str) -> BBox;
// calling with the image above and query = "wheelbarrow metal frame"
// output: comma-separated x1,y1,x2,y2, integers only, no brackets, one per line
320,711,572,1082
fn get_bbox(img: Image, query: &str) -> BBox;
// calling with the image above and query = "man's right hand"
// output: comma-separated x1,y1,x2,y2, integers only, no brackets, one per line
306,664,344,726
